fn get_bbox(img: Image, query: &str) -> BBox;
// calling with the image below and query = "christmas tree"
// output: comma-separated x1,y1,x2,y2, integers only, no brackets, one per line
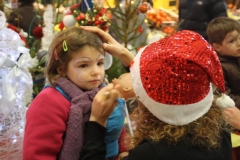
105,0,149,81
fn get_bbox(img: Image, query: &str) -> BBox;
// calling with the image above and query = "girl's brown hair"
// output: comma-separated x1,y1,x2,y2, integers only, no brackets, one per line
128,101,228,150
45,27,104,85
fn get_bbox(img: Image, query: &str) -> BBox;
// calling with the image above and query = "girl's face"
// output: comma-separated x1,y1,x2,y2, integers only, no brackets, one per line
66,46,105,90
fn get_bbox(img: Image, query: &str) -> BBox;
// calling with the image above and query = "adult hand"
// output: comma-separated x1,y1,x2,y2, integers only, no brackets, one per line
80,26,134,66
90,83,120,127
223,106,240,130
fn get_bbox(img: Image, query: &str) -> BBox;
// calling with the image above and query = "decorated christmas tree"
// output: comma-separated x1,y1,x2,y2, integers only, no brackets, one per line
105,0,149,81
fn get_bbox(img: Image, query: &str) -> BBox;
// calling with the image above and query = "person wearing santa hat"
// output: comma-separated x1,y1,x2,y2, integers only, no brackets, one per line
79,26,235,160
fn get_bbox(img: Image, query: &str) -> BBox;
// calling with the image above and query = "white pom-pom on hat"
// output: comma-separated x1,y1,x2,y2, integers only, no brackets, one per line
216,94,235,109
63,14,76,28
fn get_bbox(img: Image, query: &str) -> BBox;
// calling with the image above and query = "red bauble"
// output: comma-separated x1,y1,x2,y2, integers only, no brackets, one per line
76,13,85,21
139,4,148,13
33,26,43,39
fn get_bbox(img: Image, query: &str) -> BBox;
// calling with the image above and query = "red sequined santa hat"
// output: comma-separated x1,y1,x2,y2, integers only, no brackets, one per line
130,30,235,126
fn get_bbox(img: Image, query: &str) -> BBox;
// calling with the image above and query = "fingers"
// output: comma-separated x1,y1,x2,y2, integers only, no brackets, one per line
223,107,240,130
90,83,119,126
114,84,121,90
80,26,116,43
80,26,134,66
104,84,119,101
102,91,110,101
96,83,117,101
102,43,117,56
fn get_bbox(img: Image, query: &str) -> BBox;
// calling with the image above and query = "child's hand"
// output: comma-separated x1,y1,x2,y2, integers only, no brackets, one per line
223,106,240,130
80,26,134,66
117,152,129,160
90,83,120,127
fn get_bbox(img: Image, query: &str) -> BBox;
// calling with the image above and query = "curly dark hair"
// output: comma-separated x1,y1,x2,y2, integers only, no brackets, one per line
128,101,229,150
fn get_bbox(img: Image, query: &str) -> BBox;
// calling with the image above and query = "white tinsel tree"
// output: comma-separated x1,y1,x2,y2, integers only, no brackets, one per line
40,4,55,52
0,11,33,159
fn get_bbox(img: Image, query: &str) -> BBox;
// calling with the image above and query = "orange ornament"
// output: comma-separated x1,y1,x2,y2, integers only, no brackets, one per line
139,4,148,13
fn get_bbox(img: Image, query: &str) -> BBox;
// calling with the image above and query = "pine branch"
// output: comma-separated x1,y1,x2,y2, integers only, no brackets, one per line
54,0,63,25
110,23,124,36
128,32,143,42
109,8,125,18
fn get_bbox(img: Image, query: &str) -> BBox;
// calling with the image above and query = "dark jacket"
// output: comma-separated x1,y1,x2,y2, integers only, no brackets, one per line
178,0,228,40
7,3,39,36
80,122,232,160
217,55,240,109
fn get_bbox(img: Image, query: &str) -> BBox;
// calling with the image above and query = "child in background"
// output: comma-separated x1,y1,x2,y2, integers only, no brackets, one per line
207,17,240,160
207,17,240,109
23,26,126,160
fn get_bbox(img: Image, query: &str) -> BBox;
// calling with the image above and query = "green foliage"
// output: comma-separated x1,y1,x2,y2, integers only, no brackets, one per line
108,0,146,47
28,39,46,97
105,0,148,81
105,57,127,81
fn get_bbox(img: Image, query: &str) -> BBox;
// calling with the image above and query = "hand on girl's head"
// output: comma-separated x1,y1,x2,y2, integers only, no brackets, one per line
80,26,114,43
79,26,134,67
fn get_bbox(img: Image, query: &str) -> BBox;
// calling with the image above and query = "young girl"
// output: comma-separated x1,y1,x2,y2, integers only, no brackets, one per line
23,27,125,160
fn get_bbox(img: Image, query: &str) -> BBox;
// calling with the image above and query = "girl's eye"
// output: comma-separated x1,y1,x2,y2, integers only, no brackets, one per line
98,62,104,66
79,64,88,68
227,39,235,43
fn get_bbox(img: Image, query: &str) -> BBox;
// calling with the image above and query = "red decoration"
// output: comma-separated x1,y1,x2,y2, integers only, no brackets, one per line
59,22,65,30
76,13,85,21
6,24,28,46
7,24,21,33
20,36,27,46
138,26,143,33
138,4,148,13
70,3,80,10
73,3,110,31
33,26,43,39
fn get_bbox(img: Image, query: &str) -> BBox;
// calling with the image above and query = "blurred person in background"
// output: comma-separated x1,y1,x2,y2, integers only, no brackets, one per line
178,0,228,41
7,0,39,36
0,0,4,11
